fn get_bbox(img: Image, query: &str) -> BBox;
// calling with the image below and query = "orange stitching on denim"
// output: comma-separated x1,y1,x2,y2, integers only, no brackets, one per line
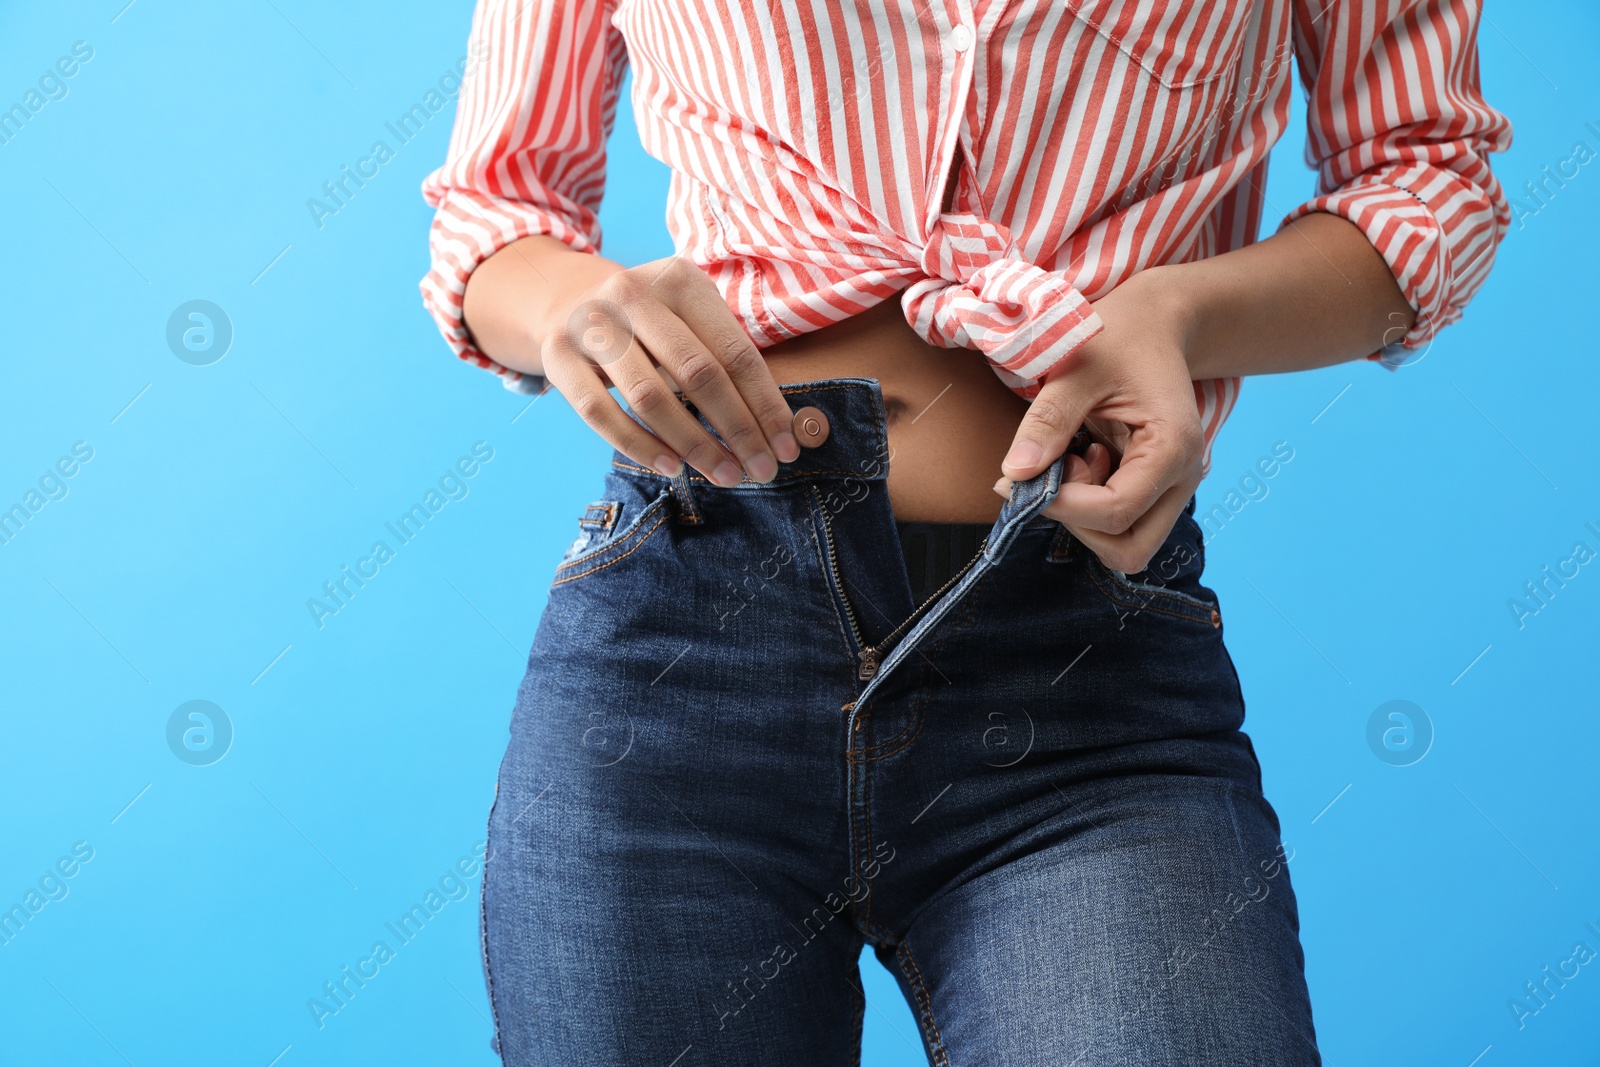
1108,571,1216,614
610,458,888,485
896,940,950,1067
1085,561,1219,626
1087,566,1217,625
1047,523,1072,563
550,512,668,586
776,382,863,396
671,466,703,524
847,608,944,759
863,741,875,931
578,501,619,531
848,580,984,762
667,381,888,454
847,663,932,763
553,500,665,572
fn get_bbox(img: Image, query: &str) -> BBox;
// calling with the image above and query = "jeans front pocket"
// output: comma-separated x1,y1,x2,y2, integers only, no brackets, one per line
1083,509,1223,631
557,500,624,565
549,468,674,589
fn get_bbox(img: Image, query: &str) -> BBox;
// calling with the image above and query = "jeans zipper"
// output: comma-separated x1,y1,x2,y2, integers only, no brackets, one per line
814,487,879,679
813,486,989,681
869,539,988,668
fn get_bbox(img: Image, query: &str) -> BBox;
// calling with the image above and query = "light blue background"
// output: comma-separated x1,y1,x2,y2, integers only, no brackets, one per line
1,2,1595,1064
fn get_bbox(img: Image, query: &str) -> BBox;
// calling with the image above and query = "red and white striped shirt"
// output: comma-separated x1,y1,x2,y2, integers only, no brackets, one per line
420,0,1511,470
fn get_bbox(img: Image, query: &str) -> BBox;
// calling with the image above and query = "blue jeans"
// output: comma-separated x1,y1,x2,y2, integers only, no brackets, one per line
481,378,1319,1066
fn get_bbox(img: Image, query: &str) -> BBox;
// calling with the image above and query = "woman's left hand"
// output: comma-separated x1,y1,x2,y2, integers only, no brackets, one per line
993,267,1204,575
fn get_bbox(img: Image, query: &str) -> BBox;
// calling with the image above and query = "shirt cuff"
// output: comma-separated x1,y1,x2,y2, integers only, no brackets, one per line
419,187,599,395
503,372,550,396
1281,166,1450,364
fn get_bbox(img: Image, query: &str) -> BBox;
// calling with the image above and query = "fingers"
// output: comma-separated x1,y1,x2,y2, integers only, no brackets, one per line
1000,375,1090,481
603,336,750,487
1049,417,1201,538
993,440,1109,501
601,274,773,483
995,434,1193,574
1081,441,1113,484
1053,480,1195,575
545,299,744,485
629,258,798,479
555,267,788,487
542,357,684,478
663,270,800,465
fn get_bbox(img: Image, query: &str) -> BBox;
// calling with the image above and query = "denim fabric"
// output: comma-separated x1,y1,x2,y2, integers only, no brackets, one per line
481,378,1319,1066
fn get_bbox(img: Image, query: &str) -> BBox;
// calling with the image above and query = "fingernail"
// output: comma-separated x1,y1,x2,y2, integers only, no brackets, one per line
1004,441,1041,471
992,478,1008,497
713,460,743,487
746,452,778,483
773,432,800,463
654,455,682,477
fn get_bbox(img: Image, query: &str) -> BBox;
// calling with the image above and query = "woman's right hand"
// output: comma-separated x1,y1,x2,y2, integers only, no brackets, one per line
539,254,800,486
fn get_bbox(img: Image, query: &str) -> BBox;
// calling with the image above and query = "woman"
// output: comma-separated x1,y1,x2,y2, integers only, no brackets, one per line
420,1,1510,1063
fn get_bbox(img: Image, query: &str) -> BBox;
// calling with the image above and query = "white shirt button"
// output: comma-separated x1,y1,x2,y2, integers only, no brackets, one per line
951,24,973,53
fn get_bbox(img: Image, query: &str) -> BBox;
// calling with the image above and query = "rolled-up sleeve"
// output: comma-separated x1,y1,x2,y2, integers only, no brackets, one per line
1282,0,1513,365
420,0,629,394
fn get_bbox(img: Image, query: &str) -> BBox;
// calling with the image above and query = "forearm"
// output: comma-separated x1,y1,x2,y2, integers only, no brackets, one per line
461,235,625,378
1147,211,1417,380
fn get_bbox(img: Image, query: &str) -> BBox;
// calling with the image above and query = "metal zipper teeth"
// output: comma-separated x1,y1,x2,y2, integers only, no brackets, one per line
871,538,989,662
814,483,991,681
812,486,877,679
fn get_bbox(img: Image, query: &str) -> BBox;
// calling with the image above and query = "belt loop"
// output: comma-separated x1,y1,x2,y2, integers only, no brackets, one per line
670,466,703,525
1046,522,1073,563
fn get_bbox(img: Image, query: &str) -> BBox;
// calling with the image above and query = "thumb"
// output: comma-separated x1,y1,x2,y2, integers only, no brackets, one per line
1001,377,1088,481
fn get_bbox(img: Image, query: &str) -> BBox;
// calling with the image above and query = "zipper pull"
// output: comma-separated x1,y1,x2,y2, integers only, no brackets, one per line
857,649,879,680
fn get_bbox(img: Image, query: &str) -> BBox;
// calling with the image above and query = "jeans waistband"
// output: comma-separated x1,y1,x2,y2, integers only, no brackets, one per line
642,375,1066,533
651,377,893,486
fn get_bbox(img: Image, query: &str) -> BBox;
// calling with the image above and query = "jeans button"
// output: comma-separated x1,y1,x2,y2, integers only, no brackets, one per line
792,406,831,448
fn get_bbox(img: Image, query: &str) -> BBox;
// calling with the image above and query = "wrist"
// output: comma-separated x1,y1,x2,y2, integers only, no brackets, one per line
1128,262,1209,377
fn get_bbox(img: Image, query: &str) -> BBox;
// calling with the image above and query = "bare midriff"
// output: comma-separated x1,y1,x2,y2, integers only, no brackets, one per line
761,295,1028,524
759,143,1023,524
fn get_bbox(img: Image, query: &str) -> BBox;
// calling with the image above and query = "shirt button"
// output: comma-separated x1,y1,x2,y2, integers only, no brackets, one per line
951,24,972,53
792,406,831,448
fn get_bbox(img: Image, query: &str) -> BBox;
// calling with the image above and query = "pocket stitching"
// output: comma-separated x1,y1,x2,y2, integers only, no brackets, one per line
578,500,620,531
552,485,672,582
551,505,671,587
1085,557,1220,627
1065,3,1248,89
